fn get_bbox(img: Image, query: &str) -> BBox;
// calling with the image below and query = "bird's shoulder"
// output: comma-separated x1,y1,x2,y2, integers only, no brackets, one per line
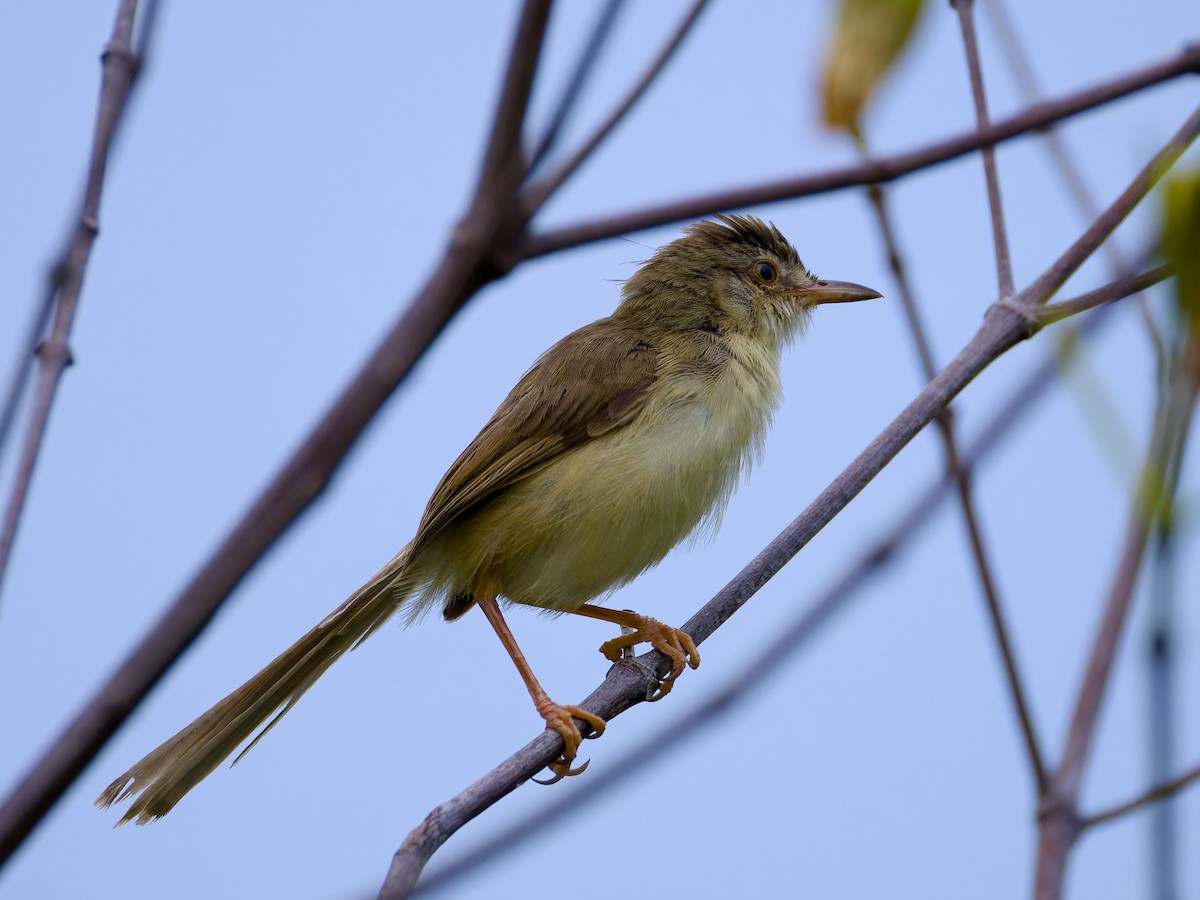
413,319,659,543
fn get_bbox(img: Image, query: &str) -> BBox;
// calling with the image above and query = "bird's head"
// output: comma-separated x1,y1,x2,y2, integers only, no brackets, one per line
618,214,880,347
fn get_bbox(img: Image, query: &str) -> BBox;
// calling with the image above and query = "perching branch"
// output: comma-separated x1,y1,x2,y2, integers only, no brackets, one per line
380,108,1200,899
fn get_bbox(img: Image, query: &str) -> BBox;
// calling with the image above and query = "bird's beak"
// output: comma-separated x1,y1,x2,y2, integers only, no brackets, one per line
805,279,883,305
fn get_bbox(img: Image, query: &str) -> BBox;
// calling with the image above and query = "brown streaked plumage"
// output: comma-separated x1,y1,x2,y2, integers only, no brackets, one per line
97,215,880,822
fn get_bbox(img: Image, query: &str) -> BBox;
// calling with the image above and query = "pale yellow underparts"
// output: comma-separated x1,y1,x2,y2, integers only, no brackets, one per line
412,330,784,614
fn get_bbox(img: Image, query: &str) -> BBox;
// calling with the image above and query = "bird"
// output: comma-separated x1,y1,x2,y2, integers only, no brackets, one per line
97,214,880,824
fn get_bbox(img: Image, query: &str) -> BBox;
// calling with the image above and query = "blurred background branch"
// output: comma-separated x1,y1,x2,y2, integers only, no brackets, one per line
0,0,158,602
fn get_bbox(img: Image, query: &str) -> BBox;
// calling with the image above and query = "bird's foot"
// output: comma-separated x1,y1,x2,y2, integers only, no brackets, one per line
598,614,700,701
532,697,606,785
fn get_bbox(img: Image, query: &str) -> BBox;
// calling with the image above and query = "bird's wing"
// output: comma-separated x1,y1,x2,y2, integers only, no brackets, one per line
412,319,658,545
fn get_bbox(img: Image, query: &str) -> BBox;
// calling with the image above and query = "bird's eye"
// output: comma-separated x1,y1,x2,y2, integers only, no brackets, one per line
757,261,777,283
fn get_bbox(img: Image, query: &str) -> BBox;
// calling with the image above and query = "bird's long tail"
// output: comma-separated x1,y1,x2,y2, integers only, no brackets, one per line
96,542,416,825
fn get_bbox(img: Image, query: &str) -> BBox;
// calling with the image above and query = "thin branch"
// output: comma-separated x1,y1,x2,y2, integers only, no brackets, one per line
0,284,54,469
520,44,1200,257
382,110,1200,895
860,171,1046,790
520,0,711,215
0,1,161,480
1058,431,1168,797
1034,355,1200,900
1014,105,1200,309
1035,266,1172,327
0,0,554,868
1081,759,1200,831
526,0,628,175
475,0,551,191
952,0,1015,297
983,0,1168,360
858,177,939,377
983,0,1104,223
0,0,147,603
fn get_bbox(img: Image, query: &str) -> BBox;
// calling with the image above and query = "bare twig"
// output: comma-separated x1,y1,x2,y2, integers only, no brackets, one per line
1035,266,1172,327
521,45,1200,257
983,47,1182,884
858,176,939,377
0,286,54,470
526,0,628,175
1082,760,1200,831
475,1,551,191
520,0,711,215
952,0,1015,297
984,0,1168,359
858,4,1054,779
1034,352,1200,899
0,0,149,602
0,0,163,477
860,170,1046,790
1030,135,1200,895
0,0,553,868
1015,106,1200,309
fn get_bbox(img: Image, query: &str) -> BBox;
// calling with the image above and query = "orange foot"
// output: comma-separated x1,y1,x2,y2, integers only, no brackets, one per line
532,697,606,785
598,614,700,701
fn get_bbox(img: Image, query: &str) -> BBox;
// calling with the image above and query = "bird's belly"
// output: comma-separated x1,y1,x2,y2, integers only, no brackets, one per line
460,393,767,611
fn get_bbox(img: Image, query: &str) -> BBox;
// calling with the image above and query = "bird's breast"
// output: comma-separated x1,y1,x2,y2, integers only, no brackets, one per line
472,336,783,610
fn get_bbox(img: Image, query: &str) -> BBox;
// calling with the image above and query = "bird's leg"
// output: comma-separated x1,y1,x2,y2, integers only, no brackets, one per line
569,605,700,701
476,595,606,784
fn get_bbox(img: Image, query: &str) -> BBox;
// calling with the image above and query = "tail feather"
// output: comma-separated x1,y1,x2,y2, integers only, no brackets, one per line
97,544,415,824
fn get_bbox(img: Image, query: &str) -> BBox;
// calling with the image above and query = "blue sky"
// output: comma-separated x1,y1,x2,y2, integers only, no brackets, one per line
1,2,1198,898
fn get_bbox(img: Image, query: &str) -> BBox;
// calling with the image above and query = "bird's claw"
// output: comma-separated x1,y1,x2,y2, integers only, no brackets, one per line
533,756,590,785
533,700,606,785
598,615,700,701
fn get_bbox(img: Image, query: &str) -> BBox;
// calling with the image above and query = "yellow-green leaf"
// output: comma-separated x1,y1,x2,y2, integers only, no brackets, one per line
821,0,925,136
1161,170,1200,338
